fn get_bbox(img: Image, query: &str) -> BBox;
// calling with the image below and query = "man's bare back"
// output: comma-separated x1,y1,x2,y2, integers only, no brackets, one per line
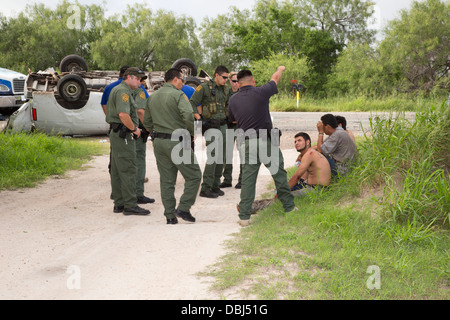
289,133,331,189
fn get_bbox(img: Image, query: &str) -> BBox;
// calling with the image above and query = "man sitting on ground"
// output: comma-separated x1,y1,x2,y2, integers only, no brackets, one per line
335,115,356,143
316,113,357,176
289,132,331,197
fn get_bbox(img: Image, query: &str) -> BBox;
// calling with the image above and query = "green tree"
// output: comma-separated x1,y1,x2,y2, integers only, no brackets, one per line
379,0,450,93
199,7,250,73
291,0,376,46
252,53,309,95
0,0,104,73
91,4,201,71
326,42,389,96
226,2,341,95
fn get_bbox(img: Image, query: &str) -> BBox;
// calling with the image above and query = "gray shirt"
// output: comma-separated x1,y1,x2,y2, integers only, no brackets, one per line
321,127,357,171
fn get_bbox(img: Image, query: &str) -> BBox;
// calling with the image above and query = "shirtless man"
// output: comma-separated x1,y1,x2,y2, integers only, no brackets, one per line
289,132,331,197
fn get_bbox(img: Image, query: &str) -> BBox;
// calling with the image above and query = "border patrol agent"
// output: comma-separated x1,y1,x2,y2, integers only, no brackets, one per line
220,71,242,189
143,68,201,225
228,67,296,227
189,65,230,199
106,67,150,216
133,81,155,204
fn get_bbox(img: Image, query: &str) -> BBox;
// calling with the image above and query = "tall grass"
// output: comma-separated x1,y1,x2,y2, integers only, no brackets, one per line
269,94,444,112
0,132,107,190
205,100,450,300
351,102,449,226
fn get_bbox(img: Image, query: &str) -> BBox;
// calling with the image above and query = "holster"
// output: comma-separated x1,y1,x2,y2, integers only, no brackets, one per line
110,123,123,133
140,128,150,143
201,119,211,135
209,119,221,129
119,125,129,139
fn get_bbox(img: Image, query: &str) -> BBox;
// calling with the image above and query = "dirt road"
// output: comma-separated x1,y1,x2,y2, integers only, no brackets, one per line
0,136,300,299
1,111,399,300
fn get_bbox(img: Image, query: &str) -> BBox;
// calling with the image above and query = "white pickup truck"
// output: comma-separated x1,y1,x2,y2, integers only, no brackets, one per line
0,67,28,114
5,55,206,135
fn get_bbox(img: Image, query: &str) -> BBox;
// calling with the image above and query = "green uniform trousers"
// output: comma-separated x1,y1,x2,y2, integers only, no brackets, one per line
110,130,137,208
201,124,227,192
222,133,242,185
135,135,147,197
238,138,295,221
153,138,202,219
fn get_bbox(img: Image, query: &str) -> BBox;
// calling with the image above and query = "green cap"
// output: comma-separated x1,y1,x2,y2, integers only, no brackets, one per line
123,67,147,80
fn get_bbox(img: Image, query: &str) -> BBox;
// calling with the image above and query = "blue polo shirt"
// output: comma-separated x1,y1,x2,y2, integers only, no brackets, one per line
101,77,149,105
181,85,195,99
228,81,278,132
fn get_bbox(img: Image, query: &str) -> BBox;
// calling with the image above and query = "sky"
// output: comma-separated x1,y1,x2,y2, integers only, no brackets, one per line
1,0,417,31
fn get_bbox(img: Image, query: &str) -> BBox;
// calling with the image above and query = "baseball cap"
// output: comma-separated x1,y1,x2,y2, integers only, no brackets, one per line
123,67,147,80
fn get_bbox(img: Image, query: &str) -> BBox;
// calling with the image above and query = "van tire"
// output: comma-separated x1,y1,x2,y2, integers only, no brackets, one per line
185,76,202,88
57,74,87,102
59,54,88,73
171,58,197,77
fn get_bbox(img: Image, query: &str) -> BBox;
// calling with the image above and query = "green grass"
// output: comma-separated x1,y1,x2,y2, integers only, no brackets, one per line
0,132,108,190
269,95,444,112
205,101,450,300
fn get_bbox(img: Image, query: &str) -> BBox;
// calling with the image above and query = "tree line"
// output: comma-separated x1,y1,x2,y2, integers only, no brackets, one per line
0,0,448,98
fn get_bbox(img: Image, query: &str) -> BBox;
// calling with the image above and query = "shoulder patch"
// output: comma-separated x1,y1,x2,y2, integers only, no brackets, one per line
122,93,129,103
139,91,146,100
195,85,203,92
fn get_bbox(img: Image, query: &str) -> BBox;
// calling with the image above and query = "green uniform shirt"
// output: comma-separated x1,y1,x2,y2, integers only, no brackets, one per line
106,81,139,126
143,83,195,136
133,86,148,127
189,80,229,121
133,87,147,110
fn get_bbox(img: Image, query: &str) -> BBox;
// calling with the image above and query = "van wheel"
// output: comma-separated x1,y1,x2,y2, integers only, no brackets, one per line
57,74,87,102
185,76,202,89
59,54,88,73
171,58,197,77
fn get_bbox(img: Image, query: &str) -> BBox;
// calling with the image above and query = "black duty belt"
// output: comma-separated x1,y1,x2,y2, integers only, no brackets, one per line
153,132,172,139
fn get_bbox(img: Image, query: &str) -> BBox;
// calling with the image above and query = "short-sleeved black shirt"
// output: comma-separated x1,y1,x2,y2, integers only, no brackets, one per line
228,81,278,132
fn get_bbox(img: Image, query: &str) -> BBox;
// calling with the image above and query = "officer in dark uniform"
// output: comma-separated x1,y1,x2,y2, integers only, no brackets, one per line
189,66,230,199
143,68,201,224
228,67,296,227
106,67,150,216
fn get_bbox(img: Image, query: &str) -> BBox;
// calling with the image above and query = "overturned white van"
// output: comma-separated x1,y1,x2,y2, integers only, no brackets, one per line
5,55,204,136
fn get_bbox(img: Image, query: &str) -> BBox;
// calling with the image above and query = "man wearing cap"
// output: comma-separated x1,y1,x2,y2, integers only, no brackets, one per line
189,65,230,199
228,67,296,227
106,67,150,216
143,68,201,225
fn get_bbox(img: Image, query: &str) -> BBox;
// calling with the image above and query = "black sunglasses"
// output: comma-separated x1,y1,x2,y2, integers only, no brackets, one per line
220,75,228,80
231,79,238,83
176,76,185,82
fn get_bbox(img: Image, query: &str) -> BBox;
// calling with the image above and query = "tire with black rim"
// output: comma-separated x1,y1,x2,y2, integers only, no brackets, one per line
184,76,202,89
171,58,197,77
57,74,87,103
59,54,88,73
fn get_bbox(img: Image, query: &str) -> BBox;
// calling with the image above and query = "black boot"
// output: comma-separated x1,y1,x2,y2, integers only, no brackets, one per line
123,206,150,216
175,209,196,223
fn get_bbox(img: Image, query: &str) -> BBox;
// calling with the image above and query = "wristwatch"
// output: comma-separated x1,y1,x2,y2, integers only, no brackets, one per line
132,127,138,133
